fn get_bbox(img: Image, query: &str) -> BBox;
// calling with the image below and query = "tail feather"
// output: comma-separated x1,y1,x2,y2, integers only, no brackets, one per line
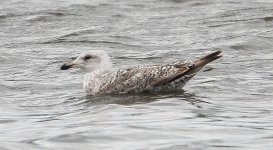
166,51,222,84
187,50,222,75
194,51,222,69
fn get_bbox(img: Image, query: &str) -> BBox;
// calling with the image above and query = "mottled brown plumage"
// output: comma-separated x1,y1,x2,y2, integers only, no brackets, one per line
61,50,222,95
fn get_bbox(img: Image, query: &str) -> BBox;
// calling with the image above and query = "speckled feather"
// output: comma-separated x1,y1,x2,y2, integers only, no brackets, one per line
62,50,222,95
84,60,194,95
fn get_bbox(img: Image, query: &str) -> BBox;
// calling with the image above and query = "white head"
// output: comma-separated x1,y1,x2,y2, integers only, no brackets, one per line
61,50,112,72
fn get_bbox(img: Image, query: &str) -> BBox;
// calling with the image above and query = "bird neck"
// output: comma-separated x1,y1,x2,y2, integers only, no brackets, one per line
94,61,113,74
86,62,112,76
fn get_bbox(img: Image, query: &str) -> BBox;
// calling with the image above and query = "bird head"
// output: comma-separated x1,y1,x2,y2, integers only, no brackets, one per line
60,50,112,72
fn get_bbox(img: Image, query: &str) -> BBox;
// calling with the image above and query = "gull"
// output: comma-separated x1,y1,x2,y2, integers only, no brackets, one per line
61,50,222,95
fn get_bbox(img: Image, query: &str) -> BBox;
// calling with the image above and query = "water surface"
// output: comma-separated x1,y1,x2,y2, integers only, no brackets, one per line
1,0,273,149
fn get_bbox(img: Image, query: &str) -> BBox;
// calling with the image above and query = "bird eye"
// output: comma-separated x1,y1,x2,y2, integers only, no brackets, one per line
84,55,92,60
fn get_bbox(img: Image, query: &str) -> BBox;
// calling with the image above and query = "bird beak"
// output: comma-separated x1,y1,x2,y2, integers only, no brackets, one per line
60,63,76,70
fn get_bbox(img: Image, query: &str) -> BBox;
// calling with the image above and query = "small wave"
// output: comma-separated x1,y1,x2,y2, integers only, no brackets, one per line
261,16,273,21
115,49,194,60
39,39,141,48
230,45,249,50
67,3,96,10
167,0,192,4
0,119,16,124
57,29,97,39
25,11,72,22
1,8,71,22
0,14,9,19
116,50,164,59
0,13,16,20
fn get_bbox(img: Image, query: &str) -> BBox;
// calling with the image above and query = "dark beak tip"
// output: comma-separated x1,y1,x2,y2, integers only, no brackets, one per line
60,63,69,70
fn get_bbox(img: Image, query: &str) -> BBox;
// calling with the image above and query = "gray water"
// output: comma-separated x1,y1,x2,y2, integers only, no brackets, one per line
1,0,273,149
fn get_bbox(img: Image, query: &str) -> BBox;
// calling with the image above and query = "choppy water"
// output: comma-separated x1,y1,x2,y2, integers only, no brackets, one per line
1,0,273,149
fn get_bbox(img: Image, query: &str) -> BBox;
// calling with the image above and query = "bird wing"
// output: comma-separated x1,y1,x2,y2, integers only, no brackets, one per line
98,64,190,94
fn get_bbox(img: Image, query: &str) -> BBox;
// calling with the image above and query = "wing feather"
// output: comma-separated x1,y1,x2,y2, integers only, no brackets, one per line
98,64,190,94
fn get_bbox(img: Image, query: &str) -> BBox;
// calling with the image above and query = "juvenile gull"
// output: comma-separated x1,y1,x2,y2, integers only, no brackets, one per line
61,50,222,95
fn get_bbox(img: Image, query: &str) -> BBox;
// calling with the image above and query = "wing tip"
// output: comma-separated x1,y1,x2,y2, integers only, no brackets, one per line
194,50,222,69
